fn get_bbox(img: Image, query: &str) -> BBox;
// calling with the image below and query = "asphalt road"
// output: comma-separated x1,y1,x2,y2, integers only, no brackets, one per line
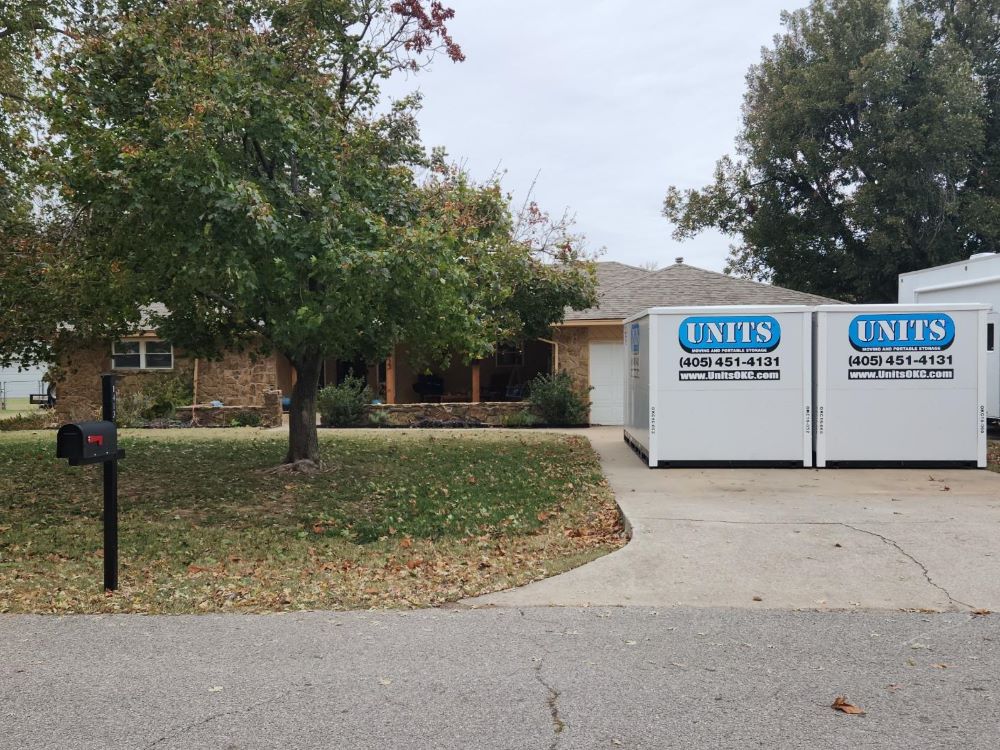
2,607,998,749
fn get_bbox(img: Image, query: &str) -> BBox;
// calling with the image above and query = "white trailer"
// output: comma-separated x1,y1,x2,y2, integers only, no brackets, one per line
623,306,813,467
814,303,989,467
899,254,1000,420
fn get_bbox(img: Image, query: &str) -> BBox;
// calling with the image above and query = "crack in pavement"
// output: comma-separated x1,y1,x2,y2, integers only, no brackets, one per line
838,522,976,611
519,613,567,750
533,662,565,750
141,683,308,749
642,517,977,611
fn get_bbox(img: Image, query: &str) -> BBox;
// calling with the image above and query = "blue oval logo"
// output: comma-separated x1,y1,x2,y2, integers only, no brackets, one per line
849,313,955,351
679,315,781,353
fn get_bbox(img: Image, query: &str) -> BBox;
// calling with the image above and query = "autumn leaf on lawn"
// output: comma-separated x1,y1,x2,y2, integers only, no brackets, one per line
400,537,412,549
831,696,865,715
187,565,210,575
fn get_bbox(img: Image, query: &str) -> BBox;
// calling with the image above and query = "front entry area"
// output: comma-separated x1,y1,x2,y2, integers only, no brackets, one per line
588,341,624,425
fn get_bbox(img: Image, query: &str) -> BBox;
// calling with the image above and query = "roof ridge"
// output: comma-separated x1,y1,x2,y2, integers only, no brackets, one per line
591,262,657,299
596,260,648,272
662,263,834,302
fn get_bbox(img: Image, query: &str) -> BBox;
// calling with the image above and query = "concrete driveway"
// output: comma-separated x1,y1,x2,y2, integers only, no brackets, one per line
472,427,1000,611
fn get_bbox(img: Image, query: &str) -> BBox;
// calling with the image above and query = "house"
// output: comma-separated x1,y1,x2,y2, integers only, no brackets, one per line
549,259,839,424
53,259,839,426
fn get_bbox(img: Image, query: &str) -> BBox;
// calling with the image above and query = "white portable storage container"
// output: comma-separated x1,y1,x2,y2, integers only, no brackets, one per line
624,306,813,467
898,255,1000,421
814,304,989,467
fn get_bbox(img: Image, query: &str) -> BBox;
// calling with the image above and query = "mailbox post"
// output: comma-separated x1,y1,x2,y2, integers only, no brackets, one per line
101,374,120,590
56,373,125,591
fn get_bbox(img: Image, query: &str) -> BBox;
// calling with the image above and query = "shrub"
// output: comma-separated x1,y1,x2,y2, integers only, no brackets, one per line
115,390,155,428
142,374,194,419
317,375,371,427
0,412,51,431
368,409,391,427
116,374,194,427
229,410,263,428
502,410,539,428
527,371,590,426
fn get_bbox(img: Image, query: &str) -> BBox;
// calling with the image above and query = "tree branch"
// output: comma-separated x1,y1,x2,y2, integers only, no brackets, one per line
251,137,275,180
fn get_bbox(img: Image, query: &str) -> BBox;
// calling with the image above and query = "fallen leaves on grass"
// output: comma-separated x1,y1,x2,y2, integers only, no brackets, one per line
831,696,865,715
0,433,625,614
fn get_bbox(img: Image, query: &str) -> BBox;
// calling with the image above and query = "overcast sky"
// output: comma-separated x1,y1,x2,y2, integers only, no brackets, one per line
386,0,796,272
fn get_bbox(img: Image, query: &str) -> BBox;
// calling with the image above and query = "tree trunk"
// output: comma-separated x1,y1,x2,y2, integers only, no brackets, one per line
285,355,323,465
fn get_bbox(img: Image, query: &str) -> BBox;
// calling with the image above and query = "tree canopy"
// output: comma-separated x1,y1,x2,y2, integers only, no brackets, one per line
664,0,1000,302
0,0,596,463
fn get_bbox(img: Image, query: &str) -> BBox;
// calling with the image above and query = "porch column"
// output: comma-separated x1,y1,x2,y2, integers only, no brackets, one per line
385,351,396,404
471,361,481,403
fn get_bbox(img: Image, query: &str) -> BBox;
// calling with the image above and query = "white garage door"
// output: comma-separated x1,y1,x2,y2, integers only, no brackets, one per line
589,341,624,425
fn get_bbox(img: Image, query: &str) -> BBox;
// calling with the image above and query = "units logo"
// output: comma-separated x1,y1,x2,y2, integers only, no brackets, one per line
849,313,955,352
630,322,640,353
679,315,781,353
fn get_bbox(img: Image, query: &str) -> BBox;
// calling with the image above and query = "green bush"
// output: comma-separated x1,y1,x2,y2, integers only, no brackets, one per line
115,390,155,428
0,412,51,431
142,374,194,419
116,374,194,427
317,375,371,427
527,371,590,426
368,409,391,427
502,410,539,428
229,410,263,428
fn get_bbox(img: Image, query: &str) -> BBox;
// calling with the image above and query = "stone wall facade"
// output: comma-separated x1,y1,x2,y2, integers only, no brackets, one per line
53,340,279,422
553,326,590,396
552,323,621,396
194,350,279,408
367,401,528,427
175,389,283,427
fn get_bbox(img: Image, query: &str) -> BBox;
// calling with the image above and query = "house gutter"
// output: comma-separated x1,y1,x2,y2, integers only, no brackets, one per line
537,338,559,372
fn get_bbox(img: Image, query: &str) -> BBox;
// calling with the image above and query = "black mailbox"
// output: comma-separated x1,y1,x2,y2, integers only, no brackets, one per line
56,421,121,465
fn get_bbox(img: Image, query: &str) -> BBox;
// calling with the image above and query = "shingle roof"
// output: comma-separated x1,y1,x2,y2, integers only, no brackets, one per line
565,262,842,321
593,261,650,291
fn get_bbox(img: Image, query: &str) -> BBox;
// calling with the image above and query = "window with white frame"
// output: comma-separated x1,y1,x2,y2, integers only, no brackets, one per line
112,340,174,370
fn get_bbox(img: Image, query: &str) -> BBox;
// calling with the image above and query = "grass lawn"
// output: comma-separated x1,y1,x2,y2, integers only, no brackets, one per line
0,429,623,614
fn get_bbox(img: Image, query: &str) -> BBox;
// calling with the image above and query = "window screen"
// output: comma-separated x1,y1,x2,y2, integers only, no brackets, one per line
111,341,141,369
145,341,174,369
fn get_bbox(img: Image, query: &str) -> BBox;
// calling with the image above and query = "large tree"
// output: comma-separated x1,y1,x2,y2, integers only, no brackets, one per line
664,0,997,302
2,1,595,463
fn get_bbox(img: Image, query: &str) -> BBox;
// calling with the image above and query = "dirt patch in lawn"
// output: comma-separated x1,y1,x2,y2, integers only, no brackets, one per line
0,431,624,613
